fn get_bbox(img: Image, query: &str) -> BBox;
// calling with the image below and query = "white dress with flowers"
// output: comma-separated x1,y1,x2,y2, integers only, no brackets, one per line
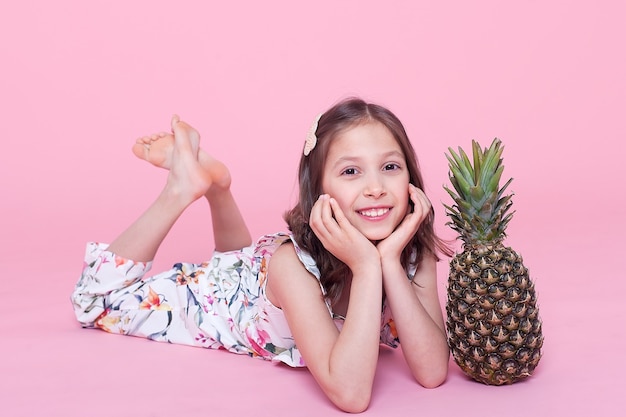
71,232,400,367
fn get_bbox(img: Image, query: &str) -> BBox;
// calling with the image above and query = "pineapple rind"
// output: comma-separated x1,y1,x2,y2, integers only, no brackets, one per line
446,244,543,385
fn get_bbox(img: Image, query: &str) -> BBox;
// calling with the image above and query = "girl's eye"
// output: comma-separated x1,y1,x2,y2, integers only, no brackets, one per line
341,167,358,175
384,163,400,171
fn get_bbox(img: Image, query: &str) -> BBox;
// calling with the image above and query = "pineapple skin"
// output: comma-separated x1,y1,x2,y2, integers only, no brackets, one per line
446,243,543,385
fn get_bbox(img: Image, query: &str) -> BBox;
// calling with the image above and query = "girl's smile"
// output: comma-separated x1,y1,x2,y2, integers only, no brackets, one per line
321,121,410,241
357,206,391,219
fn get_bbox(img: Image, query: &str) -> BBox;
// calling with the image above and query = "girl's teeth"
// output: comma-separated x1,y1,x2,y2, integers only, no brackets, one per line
360,208,388,217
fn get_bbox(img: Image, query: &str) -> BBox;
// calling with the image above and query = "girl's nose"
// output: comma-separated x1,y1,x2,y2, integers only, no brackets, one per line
364,175,386,198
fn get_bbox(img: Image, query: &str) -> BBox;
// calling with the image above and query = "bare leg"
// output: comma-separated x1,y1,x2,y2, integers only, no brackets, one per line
204,178,252,252
126,117,252,256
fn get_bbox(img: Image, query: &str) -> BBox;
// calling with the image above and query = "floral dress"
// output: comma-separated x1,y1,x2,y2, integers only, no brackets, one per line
71,232,400,367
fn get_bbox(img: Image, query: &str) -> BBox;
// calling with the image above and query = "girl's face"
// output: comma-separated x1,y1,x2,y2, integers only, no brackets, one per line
321,121,410,241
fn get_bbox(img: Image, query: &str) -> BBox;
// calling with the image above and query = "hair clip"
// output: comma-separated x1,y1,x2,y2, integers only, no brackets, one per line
303,113,323,156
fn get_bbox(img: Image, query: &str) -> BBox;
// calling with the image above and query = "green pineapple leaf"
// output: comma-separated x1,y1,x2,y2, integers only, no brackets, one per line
444,137,515,246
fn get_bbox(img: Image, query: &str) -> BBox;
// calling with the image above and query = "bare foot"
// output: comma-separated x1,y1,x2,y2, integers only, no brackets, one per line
132,132,173,169
163,115,213,202
132,116,231,190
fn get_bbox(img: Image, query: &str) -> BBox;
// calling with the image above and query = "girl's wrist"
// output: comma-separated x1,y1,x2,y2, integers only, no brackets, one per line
380,258,406,282
379,252,402,269
349,259,382,280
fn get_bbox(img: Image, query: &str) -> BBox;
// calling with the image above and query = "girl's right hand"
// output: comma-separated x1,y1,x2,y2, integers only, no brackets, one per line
309,194,379,272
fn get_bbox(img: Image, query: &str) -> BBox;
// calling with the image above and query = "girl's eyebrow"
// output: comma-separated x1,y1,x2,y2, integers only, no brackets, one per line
380,150,405,159
332,150,405,166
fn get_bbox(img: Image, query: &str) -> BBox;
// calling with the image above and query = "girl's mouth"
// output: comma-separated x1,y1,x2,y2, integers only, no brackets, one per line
358,208,390,218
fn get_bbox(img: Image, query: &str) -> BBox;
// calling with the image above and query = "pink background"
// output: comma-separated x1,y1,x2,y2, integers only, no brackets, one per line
1,1,624,415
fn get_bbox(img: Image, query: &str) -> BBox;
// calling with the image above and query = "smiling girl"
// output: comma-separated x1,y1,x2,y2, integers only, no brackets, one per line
71,97,452,413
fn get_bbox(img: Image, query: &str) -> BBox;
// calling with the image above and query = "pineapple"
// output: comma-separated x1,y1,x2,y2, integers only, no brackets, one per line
443,138,543,385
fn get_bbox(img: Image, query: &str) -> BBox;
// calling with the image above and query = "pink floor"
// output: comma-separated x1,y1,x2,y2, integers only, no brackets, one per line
2,241,623,416
1,1,625,416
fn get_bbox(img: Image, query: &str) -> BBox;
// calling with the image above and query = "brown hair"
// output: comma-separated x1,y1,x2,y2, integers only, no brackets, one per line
284,97,452,304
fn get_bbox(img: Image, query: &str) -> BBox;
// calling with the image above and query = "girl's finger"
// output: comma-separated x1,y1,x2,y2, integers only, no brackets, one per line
328,197,350,229
411,185,431,218
309,195,330,237
318,194,333,224
318,194,342,237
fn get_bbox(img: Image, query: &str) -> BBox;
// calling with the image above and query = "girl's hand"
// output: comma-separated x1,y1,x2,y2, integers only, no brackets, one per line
309,194,379,271
377,184,431,261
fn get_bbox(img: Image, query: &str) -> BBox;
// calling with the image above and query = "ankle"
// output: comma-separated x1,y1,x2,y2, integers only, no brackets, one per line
158,184,198,210
204,185,231,202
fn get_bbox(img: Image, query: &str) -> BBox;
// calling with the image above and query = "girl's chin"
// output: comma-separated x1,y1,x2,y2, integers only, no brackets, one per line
361,229,394,242
358,221,404,242
352,217,403,242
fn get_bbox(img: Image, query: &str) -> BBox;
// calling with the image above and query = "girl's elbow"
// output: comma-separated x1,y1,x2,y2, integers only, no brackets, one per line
415,363,449,389
332,392,371,414
418,374,447,389
328,385,372,413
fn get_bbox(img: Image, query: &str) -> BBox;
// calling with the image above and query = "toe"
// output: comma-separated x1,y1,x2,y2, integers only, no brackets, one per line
171,114,180,131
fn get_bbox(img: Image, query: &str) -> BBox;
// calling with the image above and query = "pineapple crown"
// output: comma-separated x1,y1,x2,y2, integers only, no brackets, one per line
443,138,514,246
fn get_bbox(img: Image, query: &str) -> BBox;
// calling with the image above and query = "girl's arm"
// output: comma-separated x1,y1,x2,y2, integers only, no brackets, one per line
267,195,382,413
376,185,449,387
380,254,449,387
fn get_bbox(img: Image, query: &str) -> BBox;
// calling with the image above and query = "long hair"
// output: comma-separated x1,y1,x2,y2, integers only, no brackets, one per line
284,97,451,304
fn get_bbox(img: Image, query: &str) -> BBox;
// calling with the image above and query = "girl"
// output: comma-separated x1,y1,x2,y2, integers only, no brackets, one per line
71,97,452,413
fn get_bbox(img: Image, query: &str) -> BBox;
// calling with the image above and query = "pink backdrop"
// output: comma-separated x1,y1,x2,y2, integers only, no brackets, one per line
1,1,624,416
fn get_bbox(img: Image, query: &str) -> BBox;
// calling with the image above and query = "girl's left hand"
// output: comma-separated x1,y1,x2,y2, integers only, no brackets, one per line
376,184,431,260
